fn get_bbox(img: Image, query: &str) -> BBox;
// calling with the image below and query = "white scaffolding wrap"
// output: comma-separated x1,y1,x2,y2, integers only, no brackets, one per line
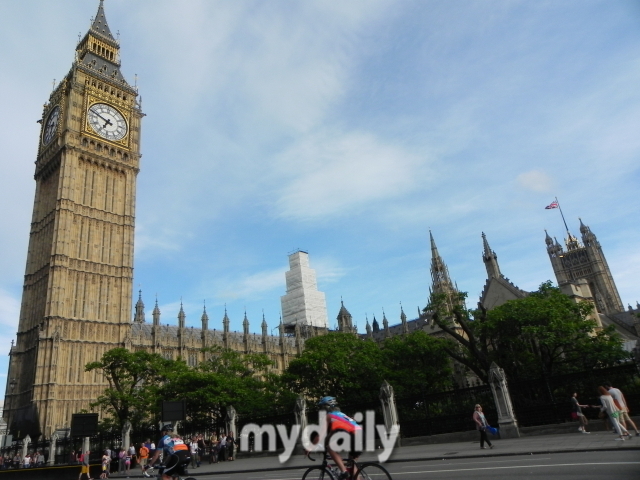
280,251,329,328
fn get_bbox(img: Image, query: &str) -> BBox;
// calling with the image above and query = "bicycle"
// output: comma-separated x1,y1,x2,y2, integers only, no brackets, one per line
143,464,196,480
303,451,392,480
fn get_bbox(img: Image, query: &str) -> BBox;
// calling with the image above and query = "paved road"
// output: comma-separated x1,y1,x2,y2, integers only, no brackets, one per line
180,451,640,480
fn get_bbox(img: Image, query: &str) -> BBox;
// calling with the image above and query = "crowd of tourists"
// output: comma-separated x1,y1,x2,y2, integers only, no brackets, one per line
0,451,46,468
103,431,239,475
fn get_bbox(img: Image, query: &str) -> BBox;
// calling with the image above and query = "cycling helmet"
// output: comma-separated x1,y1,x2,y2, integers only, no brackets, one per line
161,424,174,432
317,396,338,409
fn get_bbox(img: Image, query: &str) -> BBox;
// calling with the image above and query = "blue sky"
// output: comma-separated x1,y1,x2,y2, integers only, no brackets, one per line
1,0,639,399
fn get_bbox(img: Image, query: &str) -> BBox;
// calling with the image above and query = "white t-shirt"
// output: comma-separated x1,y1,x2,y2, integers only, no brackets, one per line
600,395,619,415
608,387,626,409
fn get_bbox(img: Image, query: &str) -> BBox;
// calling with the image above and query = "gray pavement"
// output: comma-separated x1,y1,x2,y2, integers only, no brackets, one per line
116,430,640,477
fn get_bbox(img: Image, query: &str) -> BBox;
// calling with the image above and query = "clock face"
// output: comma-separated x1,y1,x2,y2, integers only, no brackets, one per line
43,106,60,145
87,103,128,141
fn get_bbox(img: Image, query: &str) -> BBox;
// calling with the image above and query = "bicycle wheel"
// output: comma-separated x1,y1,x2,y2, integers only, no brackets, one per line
355,462,393,480
302,465,337,480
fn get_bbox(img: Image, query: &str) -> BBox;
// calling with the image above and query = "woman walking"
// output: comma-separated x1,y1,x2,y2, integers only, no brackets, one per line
473,404,494,449
598,386,629,440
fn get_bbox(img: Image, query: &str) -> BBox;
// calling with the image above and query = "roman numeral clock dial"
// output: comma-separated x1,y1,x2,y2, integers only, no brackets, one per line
42,105,60,145
87,103,128,141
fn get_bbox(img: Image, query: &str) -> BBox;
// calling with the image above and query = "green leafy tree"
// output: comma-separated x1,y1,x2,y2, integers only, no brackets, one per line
381,330,454,397
425,291,493,382
283,331,454,406
88,346,295,432
198,346,273,377
160,347,295,430
85,348,173,431
428,282,631,382
283,333,386,406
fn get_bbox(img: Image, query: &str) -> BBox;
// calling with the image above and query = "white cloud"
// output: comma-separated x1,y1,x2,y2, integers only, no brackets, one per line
134,222,183,258
313,258,348,285
273,130,427,220
215,268,285,302
516,170,555,193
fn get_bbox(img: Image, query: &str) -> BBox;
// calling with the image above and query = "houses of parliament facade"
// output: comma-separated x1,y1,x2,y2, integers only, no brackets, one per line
5,2,638,440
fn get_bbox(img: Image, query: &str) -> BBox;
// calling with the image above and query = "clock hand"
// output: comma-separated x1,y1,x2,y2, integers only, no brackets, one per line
90,108,113,128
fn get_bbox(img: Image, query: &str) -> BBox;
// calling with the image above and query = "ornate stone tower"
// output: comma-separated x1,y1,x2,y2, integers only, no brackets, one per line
336,300,356,334
481,232,501,279
428,231,465,315
4,1,142,438
545,220,624,314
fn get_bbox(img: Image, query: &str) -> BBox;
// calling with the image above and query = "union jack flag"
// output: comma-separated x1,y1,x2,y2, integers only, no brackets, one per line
545,201,559,209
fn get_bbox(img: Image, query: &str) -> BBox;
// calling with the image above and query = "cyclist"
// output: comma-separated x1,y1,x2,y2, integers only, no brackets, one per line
315,396,362,480
145,426,191,479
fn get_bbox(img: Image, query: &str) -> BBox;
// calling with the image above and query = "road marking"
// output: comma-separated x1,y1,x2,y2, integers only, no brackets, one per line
247,476,300,479
392,462,640,475
398,456,553,468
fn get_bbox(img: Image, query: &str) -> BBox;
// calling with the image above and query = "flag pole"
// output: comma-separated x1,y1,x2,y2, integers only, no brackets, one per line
555,196,570,235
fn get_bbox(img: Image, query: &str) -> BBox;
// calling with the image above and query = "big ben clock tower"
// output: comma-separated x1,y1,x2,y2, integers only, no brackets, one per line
4,1,143,438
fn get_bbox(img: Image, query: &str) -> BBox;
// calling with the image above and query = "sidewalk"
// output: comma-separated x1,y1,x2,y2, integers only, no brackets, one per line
115,430,640,477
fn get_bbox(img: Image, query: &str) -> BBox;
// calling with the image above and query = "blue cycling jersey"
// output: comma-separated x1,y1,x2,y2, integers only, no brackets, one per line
158,434,173,456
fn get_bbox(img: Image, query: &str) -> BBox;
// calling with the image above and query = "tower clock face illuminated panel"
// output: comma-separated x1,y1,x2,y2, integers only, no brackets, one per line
87,103,128,141
42,106,60,145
